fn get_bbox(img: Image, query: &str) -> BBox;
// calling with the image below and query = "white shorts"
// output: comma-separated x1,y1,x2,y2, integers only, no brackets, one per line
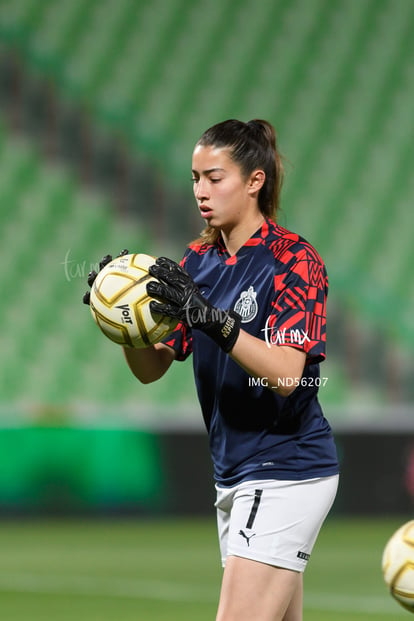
215,475,339,572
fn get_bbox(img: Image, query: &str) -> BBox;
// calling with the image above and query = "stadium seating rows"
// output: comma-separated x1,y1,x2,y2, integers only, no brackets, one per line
1,0,413,353
0,120,198,414
0,0,413,412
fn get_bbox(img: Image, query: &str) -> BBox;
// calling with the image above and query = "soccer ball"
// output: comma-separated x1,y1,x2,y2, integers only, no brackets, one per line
89,253,178,348
382,520,414,612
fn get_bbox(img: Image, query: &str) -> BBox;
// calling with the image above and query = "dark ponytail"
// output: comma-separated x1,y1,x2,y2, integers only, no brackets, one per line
244,119,284,218
192,119,284,245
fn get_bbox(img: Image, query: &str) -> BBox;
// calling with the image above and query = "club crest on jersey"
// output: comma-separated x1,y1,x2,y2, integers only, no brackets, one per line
234,286,258,323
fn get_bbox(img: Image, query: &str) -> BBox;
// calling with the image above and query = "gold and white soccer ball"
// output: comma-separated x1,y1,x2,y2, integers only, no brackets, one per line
89,253,178,348
382,520,414,612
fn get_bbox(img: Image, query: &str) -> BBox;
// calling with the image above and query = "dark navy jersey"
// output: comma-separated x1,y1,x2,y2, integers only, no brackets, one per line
164,219,339,487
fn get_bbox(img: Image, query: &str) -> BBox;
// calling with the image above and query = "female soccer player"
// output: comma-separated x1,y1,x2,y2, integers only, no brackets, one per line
86,119,339,621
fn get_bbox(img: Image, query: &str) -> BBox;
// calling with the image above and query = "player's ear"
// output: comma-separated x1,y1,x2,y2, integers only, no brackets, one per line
247,169,265,196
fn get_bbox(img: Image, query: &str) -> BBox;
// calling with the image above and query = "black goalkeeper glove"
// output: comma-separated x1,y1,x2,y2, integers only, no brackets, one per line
82,249,129,305
147,256,241,353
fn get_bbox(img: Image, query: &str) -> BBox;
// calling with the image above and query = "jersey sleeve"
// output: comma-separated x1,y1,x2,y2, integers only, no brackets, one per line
162,321,192,361
267,247,328,363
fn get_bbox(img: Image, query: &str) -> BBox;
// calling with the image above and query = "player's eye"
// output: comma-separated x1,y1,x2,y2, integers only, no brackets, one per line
210,177,221,184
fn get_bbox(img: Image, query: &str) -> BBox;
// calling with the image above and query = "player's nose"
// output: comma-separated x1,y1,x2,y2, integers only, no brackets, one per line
194,178,209,201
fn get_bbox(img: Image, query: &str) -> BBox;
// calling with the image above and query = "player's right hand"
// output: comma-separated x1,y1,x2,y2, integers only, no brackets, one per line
147,256,241,353
82,249,129,305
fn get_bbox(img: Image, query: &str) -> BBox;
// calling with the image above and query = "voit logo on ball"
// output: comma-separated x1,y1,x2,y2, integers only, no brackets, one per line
116,303,133,324
234,286,258,323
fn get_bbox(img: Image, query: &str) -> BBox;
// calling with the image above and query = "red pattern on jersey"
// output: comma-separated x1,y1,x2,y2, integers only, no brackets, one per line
266,223,328,360
188,241,215,255
245,237,263,246
164,321,192,360
225,255,237,265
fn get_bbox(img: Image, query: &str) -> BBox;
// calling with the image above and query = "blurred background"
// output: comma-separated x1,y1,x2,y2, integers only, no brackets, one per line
0,0,413,618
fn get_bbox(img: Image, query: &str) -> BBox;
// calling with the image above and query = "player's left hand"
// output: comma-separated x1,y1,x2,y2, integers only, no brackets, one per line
82,249,129,305
147,257,241,353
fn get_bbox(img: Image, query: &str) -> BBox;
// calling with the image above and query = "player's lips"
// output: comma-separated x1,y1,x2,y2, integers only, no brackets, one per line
199,204,213,218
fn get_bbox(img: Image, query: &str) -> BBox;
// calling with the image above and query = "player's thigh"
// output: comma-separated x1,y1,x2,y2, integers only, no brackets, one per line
216,555,301,621
283,572,303,621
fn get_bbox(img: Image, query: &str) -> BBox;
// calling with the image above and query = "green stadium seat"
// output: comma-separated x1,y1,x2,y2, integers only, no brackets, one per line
23,0,86,75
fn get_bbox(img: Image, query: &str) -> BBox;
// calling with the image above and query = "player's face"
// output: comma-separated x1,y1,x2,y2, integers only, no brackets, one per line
191,145,257,231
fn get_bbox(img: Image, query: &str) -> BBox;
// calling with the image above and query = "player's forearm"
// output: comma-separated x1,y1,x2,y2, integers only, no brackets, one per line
122,343,175,384
229,330,306,397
